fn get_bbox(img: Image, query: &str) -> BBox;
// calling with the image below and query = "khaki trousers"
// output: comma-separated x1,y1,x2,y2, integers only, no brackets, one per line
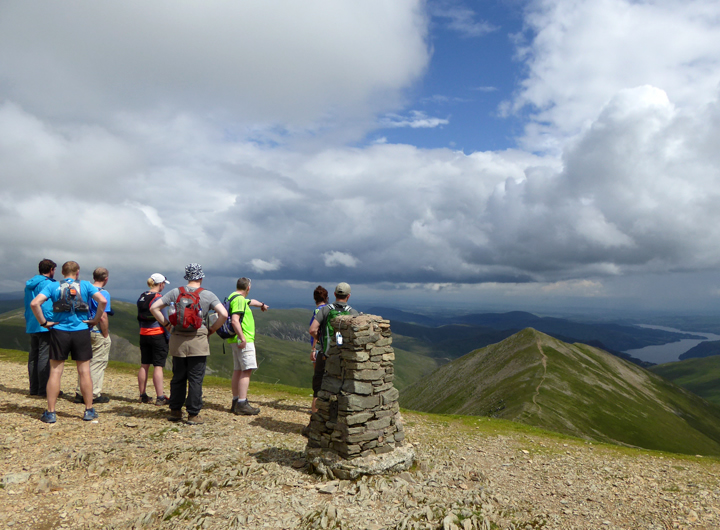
76,333,111,397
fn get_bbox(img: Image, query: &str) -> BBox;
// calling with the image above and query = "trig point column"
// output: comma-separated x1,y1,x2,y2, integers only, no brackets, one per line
306,314,414,479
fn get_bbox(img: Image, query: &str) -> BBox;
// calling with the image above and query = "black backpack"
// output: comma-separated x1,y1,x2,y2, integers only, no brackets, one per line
137,291,161,322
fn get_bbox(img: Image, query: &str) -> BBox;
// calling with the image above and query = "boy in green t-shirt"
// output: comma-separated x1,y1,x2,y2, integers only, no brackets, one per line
227,277,268,415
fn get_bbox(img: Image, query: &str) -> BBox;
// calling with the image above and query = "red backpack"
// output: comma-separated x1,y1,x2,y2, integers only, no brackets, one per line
168,286,204,330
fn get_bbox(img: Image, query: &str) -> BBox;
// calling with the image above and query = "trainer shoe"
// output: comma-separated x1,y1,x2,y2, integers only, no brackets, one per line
155,395,170,406
168,409,183,422
82,408,99,421
40,411,57,424
233,400,260,416
73,393,84,404
93,395,110,404
186,414,205,425
140,393,152,404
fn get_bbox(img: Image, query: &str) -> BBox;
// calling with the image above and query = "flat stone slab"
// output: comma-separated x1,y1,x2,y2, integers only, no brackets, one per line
306,445,415,480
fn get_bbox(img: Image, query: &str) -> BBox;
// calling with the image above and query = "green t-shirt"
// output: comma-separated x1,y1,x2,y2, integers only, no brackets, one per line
227,293,255,344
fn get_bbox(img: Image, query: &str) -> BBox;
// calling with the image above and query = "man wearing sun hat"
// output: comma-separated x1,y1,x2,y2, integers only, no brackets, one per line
150,263,227,425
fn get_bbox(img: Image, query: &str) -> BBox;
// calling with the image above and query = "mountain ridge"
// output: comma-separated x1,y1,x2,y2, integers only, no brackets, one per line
401,328,720,456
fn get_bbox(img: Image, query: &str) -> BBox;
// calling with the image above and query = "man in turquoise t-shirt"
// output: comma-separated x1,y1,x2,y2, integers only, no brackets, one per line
227,277,268,415
30,261,107,424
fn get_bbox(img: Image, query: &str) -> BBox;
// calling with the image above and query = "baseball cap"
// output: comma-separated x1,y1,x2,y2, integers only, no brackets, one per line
335,282,351,296
150,273,170,285
184,263,205,281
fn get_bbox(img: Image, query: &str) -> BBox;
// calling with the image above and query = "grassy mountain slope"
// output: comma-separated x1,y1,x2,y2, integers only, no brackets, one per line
0,304,437,390
679,340,720,360
650,356,720,406
0,308,29,352
401,328,720,456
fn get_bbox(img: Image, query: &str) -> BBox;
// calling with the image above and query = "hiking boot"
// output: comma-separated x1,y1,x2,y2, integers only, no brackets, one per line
301,424,311,438
40,411,57,424
93,395,110,404
74,393,84,404
140,393,152,404
186,414,205,425
155,395,170,406
230,397,238,413
168,409,183,422
82,408,99,421
233,400,260,416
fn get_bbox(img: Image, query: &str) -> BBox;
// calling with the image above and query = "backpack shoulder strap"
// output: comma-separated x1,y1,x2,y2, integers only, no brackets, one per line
178,286,186,295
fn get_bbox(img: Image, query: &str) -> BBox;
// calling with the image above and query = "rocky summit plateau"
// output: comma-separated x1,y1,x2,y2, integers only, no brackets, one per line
0,352,719,529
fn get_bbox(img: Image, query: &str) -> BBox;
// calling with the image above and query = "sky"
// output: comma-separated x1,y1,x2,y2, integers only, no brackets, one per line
2,0,720,315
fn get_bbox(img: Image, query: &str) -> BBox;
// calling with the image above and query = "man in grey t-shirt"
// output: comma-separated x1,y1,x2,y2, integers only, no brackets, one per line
150,263,227,425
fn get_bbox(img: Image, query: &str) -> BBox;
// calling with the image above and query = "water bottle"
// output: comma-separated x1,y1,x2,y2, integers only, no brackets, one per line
168,303,177,326
335,331,343,345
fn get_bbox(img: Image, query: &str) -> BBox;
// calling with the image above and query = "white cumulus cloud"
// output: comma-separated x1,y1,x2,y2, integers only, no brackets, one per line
323,252,360,268
249,259,282,274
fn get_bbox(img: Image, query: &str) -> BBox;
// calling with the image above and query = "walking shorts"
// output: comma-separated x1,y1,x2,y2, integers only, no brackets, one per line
48,328,93,362
140,334,169,367
231,342,258,371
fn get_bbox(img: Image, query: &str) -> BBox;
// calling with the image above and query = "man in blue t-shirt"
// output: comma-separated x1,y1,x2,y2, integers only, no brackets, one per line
23,258,57,397
74,267,112,404
30,261,107,424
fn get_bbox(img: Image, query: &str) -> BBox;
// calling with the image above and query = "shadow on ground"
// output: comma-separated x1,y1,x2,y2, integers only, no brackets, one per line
249,446,309,471
250,415,306,435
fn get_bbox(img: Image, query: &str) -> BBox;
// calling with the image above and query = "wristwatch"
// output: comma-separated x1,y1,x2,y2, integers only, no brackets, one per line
40,321,49,327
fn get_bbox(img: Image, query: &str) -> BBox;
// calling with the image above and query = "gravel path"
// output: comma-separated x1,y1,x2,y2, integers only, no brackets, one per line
0,360,718,529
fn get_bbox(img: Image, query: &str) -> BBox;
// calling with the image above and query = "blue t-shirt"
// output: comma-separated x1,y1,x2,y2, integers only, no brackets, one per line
88,288,111,333
24,274,56,334
40,278,99,332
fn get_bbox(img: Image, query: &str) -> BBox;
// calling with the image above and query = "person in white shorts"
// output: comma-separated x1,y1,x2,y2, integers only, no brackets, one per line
226,277,268,415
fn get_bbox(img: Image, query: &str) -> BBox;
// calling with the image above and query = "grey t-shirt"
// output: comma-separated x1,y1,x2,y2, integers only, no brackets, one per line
315,302,359,328
161,286,221,331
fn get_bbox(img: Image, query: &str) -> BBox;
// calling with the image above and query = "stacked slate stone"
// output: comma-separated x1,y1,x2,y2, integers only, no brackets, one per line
306,314,406,459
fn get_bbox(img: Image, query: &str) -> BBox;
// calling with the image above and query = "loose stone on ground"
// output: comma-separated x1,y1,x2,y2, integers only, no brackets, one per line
0,360,718,529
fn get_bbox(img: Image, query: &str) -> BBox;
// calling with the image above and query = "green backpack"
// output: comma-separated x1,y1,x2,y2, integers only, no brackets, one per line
320,303,354,355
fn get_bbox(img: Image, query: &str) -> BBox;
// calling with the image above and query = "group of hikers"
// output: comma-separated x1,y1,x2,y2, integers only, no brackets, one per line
23,259,356,432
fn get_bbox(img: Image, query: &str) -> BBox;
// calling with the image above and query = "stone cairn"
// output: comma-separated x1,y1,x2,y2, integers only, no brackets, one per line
305,314,415,479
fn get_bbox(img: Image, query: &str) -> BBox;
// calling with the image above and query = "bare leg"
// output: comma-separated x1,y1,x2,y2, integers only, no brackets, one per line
152,366,164,397
231,369,241,397
138,364,149,395
76,360,94,409
236,369,252,400
311,397,318,413
46,360,65,412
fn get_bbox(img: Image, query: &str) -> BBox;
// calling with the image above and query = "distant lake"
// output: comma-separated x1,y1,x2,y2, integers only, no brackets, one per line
624,325,720,365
